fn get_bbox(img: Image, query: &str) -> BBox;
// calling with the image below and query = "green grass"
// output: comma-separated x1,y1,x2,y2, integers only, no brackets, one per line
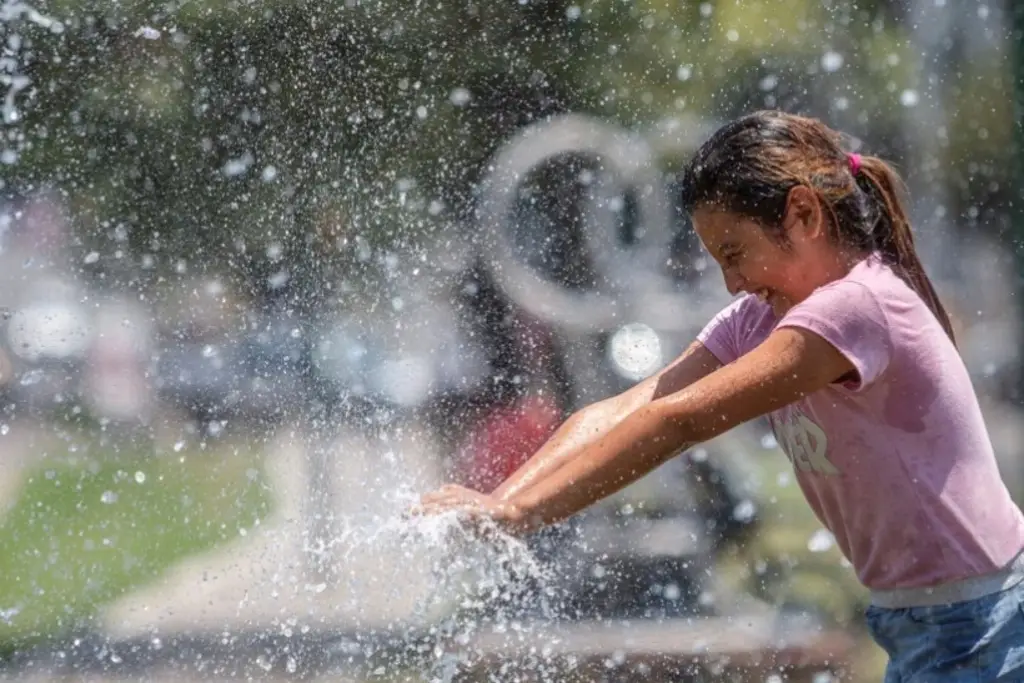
0,441,272,657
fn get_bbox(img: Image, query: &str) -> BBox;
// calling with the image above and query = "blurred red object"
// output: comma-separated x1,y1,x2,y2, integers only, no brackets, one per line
455,394,562,494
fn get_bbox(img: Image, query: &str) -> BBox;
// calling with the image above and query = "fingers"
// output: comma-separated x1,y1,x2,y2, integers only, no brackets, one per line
419,485,480,508
416,498,482,517
406,500,462,518
407,484,483,519
407,483,521,543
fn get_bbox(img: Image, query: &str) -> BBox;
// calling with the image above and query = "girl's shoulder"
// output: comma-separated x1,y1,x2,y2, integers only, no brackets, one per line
698,294,776,363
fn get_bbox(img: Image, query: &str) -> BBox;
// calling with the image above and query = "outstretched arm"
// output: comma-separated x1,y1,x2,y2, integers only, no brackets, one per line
489,341,722,503
500,327,854,531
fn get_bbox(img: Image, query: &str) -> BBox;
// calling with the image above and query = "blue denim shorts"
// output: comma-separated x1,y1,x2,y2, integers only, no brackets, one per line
865,578,1024,682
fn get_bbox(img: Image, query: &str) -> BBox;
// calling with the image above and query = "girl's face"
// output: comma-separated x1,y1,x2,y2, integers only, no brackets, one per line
692,187,838,316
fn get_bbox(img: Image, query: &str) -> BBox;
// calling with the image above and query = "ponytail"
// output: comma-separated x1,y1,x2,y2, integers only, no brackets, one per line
854,157,956,345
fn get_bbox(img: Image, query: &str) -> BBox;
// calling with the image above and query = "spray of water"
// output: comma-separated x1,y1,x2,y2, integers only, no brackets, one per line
320,481,558,681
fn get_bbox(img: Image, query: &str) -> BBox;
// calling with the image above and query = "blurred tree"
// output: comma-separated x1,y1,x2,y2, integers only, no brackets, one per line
0,0,1015,294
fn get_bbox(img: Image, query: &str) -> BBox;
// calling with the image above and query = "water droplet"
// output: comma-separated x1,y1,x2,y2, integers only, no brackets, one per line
268,270,290,289
19,369,44,386
83,251,100,264
0,424,8,436
732,499,756,523
134,471,146,484
100,490,118,504
173,440,186,452
807,528,835,553
133,26,161,40
758,74,778,92
900,89,920,107
449,87,472,107
222,152,254,177
821,50,844,72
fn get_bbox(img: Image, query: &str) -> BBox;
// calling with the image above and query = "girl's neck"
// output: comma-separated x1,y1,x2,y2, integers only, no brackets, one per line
822,246,873,281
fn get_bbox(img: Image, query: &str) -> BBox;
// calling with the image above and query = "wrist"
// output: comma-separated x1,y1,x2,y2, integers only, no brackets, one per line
500,496,541,536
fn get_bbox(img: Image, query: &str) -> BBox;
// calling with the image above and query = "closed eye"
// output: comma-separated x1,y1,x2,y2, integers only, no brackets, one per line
722,250,743,266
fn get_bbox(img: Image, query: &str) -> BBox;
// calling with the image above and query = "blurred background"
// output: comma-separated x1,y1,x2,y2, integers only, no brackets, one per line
1,1,1024,681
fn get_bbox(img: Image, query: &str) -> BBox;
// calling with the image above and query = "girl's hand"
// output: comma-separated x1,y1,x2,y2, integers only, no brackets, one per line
412,484,528,536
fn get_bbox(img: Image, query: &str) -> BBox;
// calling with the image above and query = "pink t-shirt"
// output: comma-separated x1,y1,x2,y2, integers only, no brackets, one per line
697,254,1024,590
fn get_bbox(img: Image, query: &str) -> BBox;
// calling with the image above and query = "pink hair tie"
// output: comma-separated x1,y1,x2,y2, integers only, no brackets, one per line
848,152,862,175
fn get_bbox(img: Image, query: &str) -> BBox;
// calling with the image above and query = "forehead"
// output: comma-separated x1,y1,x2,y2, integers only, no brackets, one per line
690,207,755,251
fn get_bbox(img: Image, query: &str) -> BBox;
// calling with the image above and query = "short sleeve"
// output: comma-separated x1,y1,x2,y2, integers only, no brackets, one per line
697,295,772,365
776,281,892,391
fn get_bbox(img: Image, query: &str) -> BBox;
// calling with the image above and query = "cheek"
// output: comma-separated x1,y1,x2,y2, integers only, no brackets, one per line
744,253,799,289
741,252,781,280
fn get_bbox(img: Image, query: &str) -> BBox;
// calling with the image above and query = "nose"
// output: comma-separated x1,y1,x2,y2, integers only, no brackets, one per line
722,266,746,297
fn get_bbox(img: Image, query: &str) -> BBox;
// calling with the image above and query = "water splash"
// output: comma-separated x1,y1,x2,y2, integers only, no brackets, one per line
315,484,557,681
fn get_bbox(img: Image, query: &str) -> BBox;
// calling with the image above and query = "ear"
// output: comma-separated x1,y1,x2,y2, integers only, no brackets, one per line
783,186,826,241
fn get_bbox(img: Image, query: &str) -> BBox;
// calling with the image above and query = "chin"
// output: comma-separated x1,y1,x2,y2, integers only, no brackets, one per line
769,297,790,316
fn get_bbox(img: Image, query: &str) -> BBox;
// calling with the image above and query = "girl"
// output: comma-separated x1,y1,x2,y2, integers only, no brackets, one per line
418,110,1024,681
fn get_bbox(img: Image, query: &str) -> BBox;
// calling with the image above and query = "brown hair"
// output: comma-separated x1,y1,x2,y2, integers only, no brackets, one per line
680,110,955,343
